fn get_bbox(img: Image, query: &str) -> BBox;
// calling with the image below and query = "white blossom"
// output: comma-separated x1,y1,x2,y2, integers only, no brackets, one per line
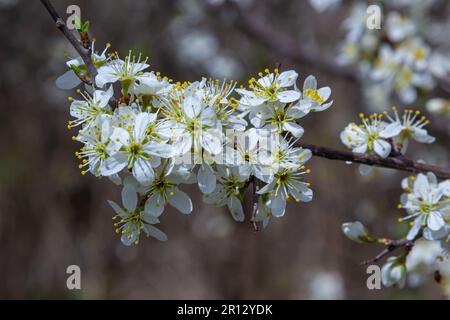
380,107,435,153
236,69,300,112
101,112,173,185
340,113,391,158
96,51,149,89
400,173,448,240
109,180,167,246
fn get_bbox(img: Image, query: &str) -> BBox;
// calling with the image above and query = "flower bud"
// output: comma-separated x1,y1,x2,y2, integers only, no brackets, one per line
342,221,374,243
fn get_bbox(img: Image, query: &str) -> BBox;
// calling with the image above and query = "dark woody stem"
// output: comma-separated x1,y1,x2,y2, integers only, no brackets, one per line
295,141,450,179
41,0,119,107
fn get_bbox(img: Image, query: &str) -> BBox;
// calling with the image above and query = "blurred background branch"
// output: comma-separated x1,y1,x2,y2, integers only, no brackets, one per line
207,1,357,81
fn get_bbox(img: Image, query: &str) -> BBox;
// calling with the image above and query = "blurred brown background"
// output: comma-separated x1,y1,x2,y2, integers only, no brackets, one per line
0,0,448,299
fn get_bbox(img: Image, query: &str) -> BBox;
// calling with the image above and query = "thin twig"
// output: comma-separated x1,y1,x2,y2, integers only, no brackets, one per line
41,0,97,82
41,0,120,107
296,142,450,179
361,230,422,265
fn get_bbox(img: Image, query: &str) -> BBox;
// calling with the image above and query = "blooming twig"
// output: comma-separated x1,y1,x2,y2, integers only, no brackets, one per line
42,0,449,180
41,0,120,108
41,0,97,83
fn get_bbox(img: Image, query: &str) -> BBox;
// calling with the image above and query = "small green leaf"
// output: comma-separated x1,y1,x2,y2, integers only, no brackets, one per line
70,64,81,74
81,20,90,33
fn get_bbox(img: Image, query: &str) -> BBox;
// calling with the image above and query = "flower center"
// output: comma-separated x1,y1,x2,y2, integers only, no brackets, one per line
129,143,142,156
304,88,324,104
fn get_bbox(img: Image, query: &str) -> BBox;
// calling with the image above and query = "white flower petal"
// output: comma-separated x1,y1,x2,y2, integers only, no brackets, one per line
120,227,139,246
93,85,114,107
269,194,286,217
109,128,130,147
197,164,216,194
132,158,155,185
121,183,137,212
277,70,298,87
227,196,244,222
134,113,152,142
317,87,331,101
353,143,368,153
201,130,223,155
427,211,445,231
107,200,126,217
144,193,165,217
183,94,202,119
277,90,301,103
303,75,317,91
108,173,122,186
95,69,119,88
56,70,82,90
406,216,423,240
101,152,128,176
379,122,403,138
144,225,168,242
168,189,193,214
282,122,304,138
144,142,173,158
412,128,435,143
173,134,193,156
373,139,391,158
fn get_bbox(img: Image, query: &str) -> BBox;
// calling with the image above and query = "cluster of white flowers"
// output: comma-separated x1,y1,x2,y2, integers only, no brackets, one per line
306,0,450,295
59,48,333,245
342,1,450,106
340,107,434,175
342,173,449,289
400,173,450,245
406,240,450,296
388,170,450,289
310,0,450,110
